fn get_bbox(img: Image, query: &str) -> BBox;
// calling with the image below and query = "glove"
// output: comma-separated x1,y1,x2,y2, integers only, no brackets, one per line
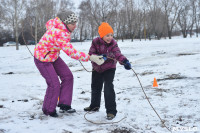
101,54,107,61
89,55,105,65
123,59,131,70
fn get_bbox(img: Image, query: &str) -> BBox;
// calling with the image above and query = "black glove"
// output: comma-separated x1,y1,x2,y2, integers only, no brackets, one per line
123,59,131,70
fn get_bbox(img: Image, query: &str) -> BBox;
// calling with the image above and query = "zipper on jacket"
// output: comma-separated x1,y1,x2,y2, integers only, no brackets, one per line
44,51,50,59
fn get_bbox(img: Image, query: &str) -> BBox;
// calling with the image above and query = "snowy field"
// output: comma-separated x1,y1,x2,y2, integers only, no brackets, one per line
0,37,199,133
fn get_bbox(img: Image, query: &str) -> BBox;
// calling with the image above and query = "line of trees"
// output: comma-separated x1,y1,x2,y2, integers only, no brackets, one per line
0,0,200,49
0,0,75,49
78,0,200,41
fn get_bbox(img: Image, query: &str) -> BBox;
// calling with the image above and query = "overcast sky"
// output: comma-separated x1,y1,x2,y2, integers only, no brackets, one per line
74,0,82,9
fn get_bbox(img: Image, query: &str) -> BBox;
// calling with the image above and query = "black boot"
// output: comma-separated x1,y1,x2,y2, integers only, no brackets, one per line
107,113,115,120
49,110,58,117
58,104,76,113
84,106,99,111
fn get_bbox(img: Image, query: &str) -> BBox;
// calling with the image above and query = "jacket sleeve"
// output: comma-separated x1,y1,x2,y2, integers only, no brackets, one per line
88,40,97,55
111,42,127,63
55,31,90,62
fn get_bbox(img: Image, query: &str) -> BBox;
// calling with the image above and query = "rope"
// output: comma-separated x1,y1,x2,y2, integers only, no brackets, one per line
84,108,126,124
21,32,127,124
79,61,93,72
130,68,171,132
22,23,34,57
81,57,172,132
22,33,171,131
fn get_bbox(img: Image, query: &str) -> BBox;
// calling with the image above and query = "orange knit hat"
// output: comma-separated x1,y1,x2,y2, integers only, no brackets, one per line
98,22,114,38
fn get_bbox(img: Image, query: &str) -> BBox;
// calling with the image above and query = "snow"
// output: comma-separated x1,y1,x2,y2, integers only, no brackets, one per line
0,37,200,133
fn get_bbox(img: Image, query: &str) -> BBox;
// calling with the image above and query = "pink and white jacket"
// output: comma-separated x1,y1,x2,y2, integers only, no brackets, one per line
34,17,90,62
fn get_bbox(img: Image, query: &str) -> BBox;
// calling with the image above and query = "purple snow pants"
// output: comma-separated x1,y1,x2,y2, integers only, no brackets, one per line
34,57,73,115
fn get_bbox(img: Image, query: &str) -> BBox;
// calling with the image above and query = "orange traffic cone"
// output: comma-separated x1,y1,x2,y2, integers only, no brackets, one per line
153,77,158,87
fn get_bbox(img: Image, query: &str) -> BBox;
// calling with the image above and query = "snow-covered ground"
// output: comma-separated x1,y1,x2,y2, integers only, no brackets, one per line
0,37,199,133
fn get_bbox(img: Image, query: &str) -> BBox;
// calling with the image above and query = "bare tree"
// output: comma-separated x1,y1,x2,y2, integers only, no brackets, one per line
189,0,196,37
82,0,114,26
79,0,118,40
196,0,200,37
58,0,74,12
0,3,3,21
1,0,27,50
23,0,74,44
161,0,181,39
123,0,135,41
143,0,166,40
177,0,194,38
118,9,127,41
109,0,122,40
79,1,92,41
192,0,200,37
131,1,146,41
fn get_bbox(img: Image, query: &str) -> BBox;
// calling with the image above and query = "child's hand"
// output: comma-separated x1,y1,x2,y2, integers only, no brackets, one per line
123,59,132,70
101,54,107,61
89,55,105,65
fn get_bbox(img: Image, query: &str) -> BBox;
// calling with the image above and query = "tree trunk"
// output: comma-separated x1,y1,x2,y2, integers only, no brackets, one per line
35,15,38,44
80,26,83,42
190,29,193,38
15,0,19,50
182,30,187,38
168,30,172,39
91,21,94,39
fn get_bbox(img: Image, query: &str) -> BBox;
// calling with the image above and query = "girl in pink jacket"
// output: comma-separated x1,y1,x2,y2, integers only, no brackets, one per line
34,10,104,117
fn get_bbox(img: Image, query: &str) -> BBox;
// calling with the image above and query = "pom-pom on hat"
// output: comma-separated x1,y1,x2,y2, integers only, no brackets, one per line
57,10,78,25
98,22,114,38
